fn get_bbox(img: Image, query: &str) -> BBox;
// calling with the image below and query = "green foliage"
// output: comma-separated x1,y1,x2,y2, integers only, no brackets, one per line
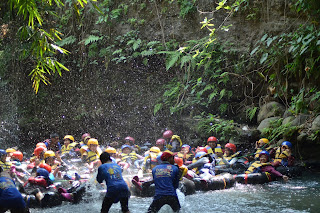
177,0,196,18
196,113,239,142
246,106,259,121
261,118,299,143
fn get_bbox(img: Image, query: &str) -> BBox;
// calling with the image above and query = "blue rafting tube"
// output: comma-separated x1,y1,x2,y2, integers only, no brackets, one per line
234,172,273,184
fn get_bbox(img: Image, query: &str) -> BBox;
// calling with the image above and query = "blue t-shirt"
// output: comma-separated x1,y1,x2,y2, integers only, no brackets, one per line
0,177,25,208
44,140,62,152
152,162,180,200
96,162,130,202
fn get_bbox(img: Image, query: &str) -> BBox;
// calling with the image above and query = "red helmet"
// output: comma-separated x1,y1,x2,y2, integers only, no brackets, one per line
156,138,166,146
81,133,91,141
196,147,208,153
39,163,52,173
12,151,23,161
174,157,183,167
207,136,217,143
34,146,46,157
124,136,135,144
163,130,173,139
225,143,236,153
36,142,47,148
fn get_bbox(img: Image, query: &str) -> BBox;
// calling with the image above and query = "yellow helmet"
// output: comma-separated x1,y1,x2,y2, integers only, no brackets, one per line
150,146,161,153
259,138,269,144
44,150,55,159
105,147,116,154
63,135,75,142
87,138,99,146
6,148,16,153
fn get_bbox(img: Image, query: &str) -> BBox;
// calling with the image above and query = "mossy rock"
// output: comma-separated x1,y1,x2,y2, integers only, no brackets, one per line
257,102,285,123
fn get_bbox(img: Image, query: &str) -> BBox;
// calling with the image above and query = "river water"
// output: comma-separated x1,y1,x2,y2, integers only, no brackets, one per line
31,172,320,213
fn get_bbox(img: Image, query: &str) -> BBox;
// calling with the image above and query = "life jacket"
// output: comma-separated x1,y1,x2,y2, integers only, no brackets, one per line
273,147,290,166
83,149,100,163
245,161,271,174
61,142,79,155
205,144,222,155
177,152,193,160
167,135,182,150
217,151,241,166
0,161,12,171
79,145,89,156
121,151,138,163
142,152,159,171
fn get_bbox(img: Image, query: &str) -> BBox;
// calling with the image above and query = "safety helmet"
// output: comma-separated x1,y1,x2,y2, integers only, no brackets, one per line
195,147,208,153
36,168,50,179
195,151,207,159
39,163,52,173
181,144,191,151
124,136,135,144
6,148,16,153
12,151,23,162
44,150,55,159
81,133,91,141
163,130,173,139
281,141,292,149
63,135,75,142
36,142,47,148
156,138,166,146
207,136,218,143
87,138,99,146
150,146,161,153
259,150,270,160
34,146,46,157
225,143,236,153
0,149,7,156
121,145,132,151
105,147,117,154
259,138,269,144
174,157,183,167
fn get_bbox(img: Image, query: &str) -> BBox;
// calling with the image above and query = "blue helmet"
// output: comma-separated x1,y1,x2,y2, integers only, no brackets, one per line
181,144,191,150
259,150,270,160
0,149,7,156
36,168,50,179
281,141,292,149
121,145,132,151
195,151,207,159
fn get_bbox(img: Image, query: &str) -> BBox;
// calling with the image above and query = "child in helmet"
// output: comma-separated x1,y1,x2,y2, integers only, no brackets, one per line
272,141,295,167
81,138,102,170
141,147,162,173
155,138,167,152
120,145,143,171
61,135,79,158
216,143,241,167
124,136,141,153
187,151,215,180
162,130,182,152
246,151,289,181
253,138,274,161
177,144,193,165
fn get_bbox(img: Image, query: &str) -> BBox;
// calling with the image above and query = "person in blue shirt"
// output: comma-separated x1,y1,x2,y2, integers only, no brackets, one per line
96,152,130,213
147,150,180,213
0,166,28,213
44,133,62,152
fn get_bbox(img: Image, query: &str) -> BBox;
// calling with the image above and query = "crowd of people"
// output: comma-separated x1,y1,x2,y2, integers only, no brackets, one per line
0,130,296,212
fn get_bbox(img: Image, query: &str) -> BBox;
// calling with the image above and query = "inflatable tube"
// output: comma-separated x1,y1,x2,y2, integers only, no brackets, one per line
215,167,245,175
130,177,196,197
193,173,235,191
275,166,303,177
234,172,273,184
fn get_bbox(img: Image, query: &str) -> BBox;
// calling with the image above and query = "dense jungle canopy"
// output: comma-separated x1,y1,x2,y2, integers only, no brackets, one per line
1,0,320,163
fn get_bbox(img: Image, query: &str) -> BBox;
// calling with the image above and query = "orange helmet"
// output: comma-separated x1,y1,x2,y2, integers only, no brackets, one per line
12,151,23,161
36,142,47,148
39,163,52,173
34,146,46,157
174,157,183,167
195,147,208,153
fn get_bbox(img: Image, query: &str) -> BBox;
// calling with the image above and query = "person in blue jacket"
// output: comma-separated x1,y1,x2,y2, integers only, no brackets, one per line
0,166,29,213
96,152,130,213
147,150,180,213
